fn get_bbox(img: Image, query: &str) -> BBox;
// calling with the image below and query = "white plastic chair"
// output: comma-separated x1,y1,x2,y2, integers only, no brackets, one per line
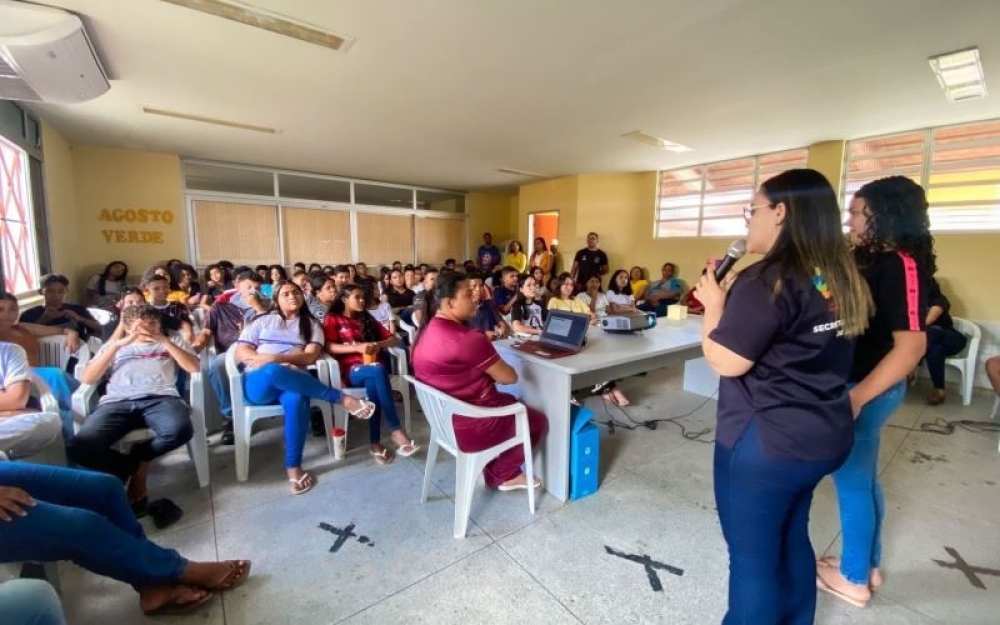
37,335,91,380
398,317,417,346
405,375,535,539
324,347,412,453
942,317,981,406
87,307,113,326
224,348,334,481
71,371,210,489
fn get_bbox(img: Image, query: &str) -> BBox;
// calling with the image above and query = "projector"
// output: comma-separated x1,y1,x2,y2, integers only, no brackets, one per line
601,312,657,334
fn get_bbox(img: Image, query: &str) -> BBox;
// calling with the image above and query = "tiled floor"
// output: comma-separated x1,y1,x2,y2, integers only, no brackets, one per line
51,365,1000,624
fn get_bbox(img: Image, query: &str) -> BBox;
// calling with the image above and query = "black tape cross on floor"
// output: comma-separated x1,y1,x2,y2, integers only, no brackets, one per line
319,522,376,553
605,545,684,592
933,546,1000,590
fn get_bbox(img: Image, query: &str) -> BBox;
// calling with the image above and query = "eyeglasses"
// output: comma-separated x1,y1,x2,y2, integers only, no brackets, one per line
743,203,774,221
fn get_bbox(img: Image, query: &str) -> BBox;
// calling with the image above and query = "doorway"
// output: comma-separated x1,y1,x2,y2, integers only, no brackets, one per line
527,211,559,274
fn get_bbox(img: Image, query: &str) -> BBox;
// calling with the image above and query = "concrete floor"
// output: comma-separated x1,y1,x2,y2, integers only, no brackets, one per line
54,365,1000,624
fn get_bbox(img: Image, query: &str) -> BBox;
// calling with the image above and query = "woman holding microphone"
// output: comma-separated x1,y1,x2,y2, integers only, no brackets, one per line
696,168,872,624
816,176,932,606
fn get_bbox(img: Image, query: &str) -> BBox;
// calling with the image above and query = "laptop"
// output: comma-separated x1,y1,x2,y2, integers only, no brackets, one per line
511,310,590,359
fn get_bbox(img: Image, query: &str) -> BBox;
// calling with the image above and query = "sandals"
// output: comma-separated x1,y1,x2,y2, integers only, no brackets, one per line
204,560,252,592
370,448,395,466
498,476,542,492
395,439,420,458
347,399,377,420
816,563,871,608
818,556,883,589
289,472,315,495
142,587,214,616
602,387,630,407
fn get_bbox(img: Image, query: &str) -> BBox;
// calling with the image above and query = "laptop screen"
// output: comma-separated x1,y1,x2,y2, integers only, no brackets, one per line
540,310,590,351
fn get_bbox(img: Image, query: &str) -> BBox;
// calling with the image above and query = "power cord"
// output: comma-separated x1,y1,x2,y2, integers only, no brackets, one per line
590,390,718,444
886,417,1000,436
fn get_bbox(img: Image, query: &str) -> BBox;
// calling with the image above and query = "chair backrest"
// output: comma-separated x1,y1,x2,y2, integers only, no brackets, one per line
224,346,249,415
949,317,981,362
38,335,90,375
87,307,114,325
405,375,517,452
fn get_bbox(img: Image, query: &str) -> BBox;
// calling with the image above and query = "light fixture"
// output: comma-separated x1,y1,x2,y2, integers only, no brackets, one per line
142,106,278,134
622,130,693,153
929,47,987,101
159,0,354,52
497,167,551,179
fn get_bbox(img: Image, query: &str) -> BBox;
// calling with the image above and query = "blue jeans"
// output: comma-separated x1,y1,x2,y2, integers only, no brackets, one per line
31,367,79,442
715,420,846,625
831,381,905,585
243,364,342,469
0,463,186,590
347,363,401,443
925,326,967,389
207,351,232,418
0,579,66,625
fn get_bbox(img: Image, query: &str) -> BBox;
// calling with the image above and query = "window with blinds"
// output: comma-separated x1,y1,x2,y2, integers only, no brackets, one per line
843,119,1000,231
656,148,808,238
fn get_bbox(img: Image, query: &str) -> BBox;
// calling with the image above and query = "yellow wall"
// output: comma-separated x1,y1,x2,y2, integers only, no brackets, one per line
67,145,187,291
807,140,846,188
467,191,518,260
40,122,79,277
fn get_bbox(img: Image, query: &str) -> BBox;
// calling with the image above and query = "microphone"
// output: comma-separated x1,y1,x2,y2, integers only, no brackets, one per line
714,239,747,282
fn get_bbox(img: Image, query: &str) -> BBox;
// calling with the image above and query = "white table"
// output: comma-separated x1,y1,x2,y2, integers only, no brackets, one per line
495,316,714,501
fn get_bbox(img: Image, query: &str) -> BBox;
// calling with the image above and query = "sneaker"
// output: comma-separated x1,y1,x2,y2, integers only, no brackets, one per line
220,420,235,446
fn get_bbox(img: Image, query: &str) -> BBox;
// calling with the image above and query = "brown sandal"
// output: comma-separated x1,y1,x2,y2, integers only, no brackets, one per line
204,560,252,592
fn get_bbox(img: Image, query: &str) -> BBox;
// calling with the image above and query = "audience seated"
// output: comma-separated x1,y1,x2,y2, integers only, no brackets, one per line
530,267,549,301
19,273,103,340
234,281,374,494
638,262,682,316
324,285,418,465
924,278,968,406
547,272,598,324
85,261,129,312
191,296,245,446
606,269,637,314
409,268,439,326
505,240,528,274
354,262,377,291
0,342,62,460
365,283,395,332
331,265,351,292
307,263,323,275
386,269,415,312
216,270,268,322
172,264,202,307
306,273,337,323
492,266,519,318
510,274,546,336
202,264,227,306
412,272,547,491
576,276,609,318
290,269,311,297
143,274,195,344
0,462,250,616
466,271,509,340
262,265,288,298
141,265,185,304
403,266,418,291
68,304,200,520
629,266,649,301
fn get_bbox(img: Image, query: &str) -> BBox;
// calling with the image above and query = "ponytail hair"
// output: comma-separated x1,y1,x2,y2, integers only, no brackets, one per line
413,271,468,351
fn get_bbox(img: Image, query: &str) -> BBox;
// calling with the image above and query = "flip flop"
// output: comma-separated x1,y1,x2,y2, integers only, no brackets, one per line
818,556,883,590
395,440,420,457
348,399,377,420
204,560,252,592
370,448,395,466
289,472,315,495
498,476,542,492
816,566,870,608
142,588,214,616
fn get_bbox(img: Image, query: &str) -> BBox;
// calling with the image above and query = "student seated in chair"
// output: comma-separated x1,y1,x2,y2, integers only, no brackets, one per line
235,281,375,495
19,273,104,341
923,278,968,406
412,272,547,491
68,305,200,520
191,296,245,446
466,271,510,340
143,274,194,344
0,462,251,617
324,285,418,466
0,342,62,460
509,274,546,336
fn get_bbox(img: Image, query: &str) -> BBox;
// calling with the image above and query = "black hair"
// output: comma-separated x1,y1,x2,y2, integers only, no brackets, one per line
234,269,261,284
853,175,937,278
329,284,380,341
413,271,468,350
218,260,234,269
0,292,18,306
266,280,317,345
308,263,323,273
255,265,271,283
308,272,334,294
40,273,69,289
466,269,485,281
97,261,129,295
499,265,518,278
444,258,456,265
534,237,548,251
269,264,289,282
333,264,350,275
172,263,199,295
293,262,306,271
403,264,415,272
607,269,633,296
204,263,222,284
322,265,335,274
512,272,539,307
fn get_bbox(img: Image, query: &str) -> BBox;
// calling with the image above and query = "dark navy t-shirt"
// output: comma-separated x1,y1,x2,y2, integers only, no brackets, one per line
710,263,855,461
851,250,929,382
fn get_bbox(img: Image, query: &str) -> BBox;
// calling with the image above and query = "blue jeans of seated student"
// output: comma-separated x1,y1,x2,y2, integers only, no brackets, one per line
714,420,847,625
347,363,401,444
207,351,232,418
68,396,193,482
637,299,677,317
0,578,66,625
243,364,343,469
925,326,967,389
832,381,906,585
31,366,79,442
0,462,187,590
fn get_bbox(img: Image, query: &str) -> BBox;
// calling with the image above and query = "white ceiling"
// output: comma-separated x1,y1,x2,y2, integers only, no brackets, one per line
20,0,1000,191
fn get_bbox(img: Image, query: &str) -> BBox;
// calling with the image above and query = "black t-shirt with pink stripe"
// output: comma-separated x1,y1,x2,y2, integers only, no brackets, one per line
850,250,930,383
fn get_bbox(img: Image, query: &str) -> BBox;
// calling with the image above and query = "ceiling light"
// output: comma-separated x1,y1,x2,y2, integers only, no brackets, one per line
142,106,278,133
159,0,354,52
497,168,551,179
622,130,693,153
929,47,987,101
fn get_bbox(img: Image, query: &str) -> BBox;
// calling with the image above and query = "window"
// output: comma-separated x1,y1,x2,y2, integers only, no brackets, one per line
843,119,1000,231
656,148,808,237
191,200,279,266
0,134,40,294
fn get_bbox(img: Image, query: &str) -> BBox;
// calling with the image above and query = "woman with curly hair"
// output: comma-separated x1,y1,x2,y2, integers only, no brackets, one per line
816,176,934,607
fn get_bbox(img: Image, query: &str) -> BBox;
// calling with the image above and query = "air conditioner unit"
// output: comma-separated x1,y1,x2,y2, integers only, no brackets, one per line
0,0,109,103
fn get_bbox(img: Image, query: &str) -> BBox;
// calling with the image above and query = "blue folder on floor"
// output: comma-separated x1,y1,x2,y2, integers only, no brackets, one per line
570,404,599,500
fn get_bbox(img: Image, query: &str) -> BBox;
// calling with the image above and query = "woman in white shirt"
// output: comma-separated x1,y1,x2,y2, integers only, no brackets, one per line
577,276,609,317
606,269,637,314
